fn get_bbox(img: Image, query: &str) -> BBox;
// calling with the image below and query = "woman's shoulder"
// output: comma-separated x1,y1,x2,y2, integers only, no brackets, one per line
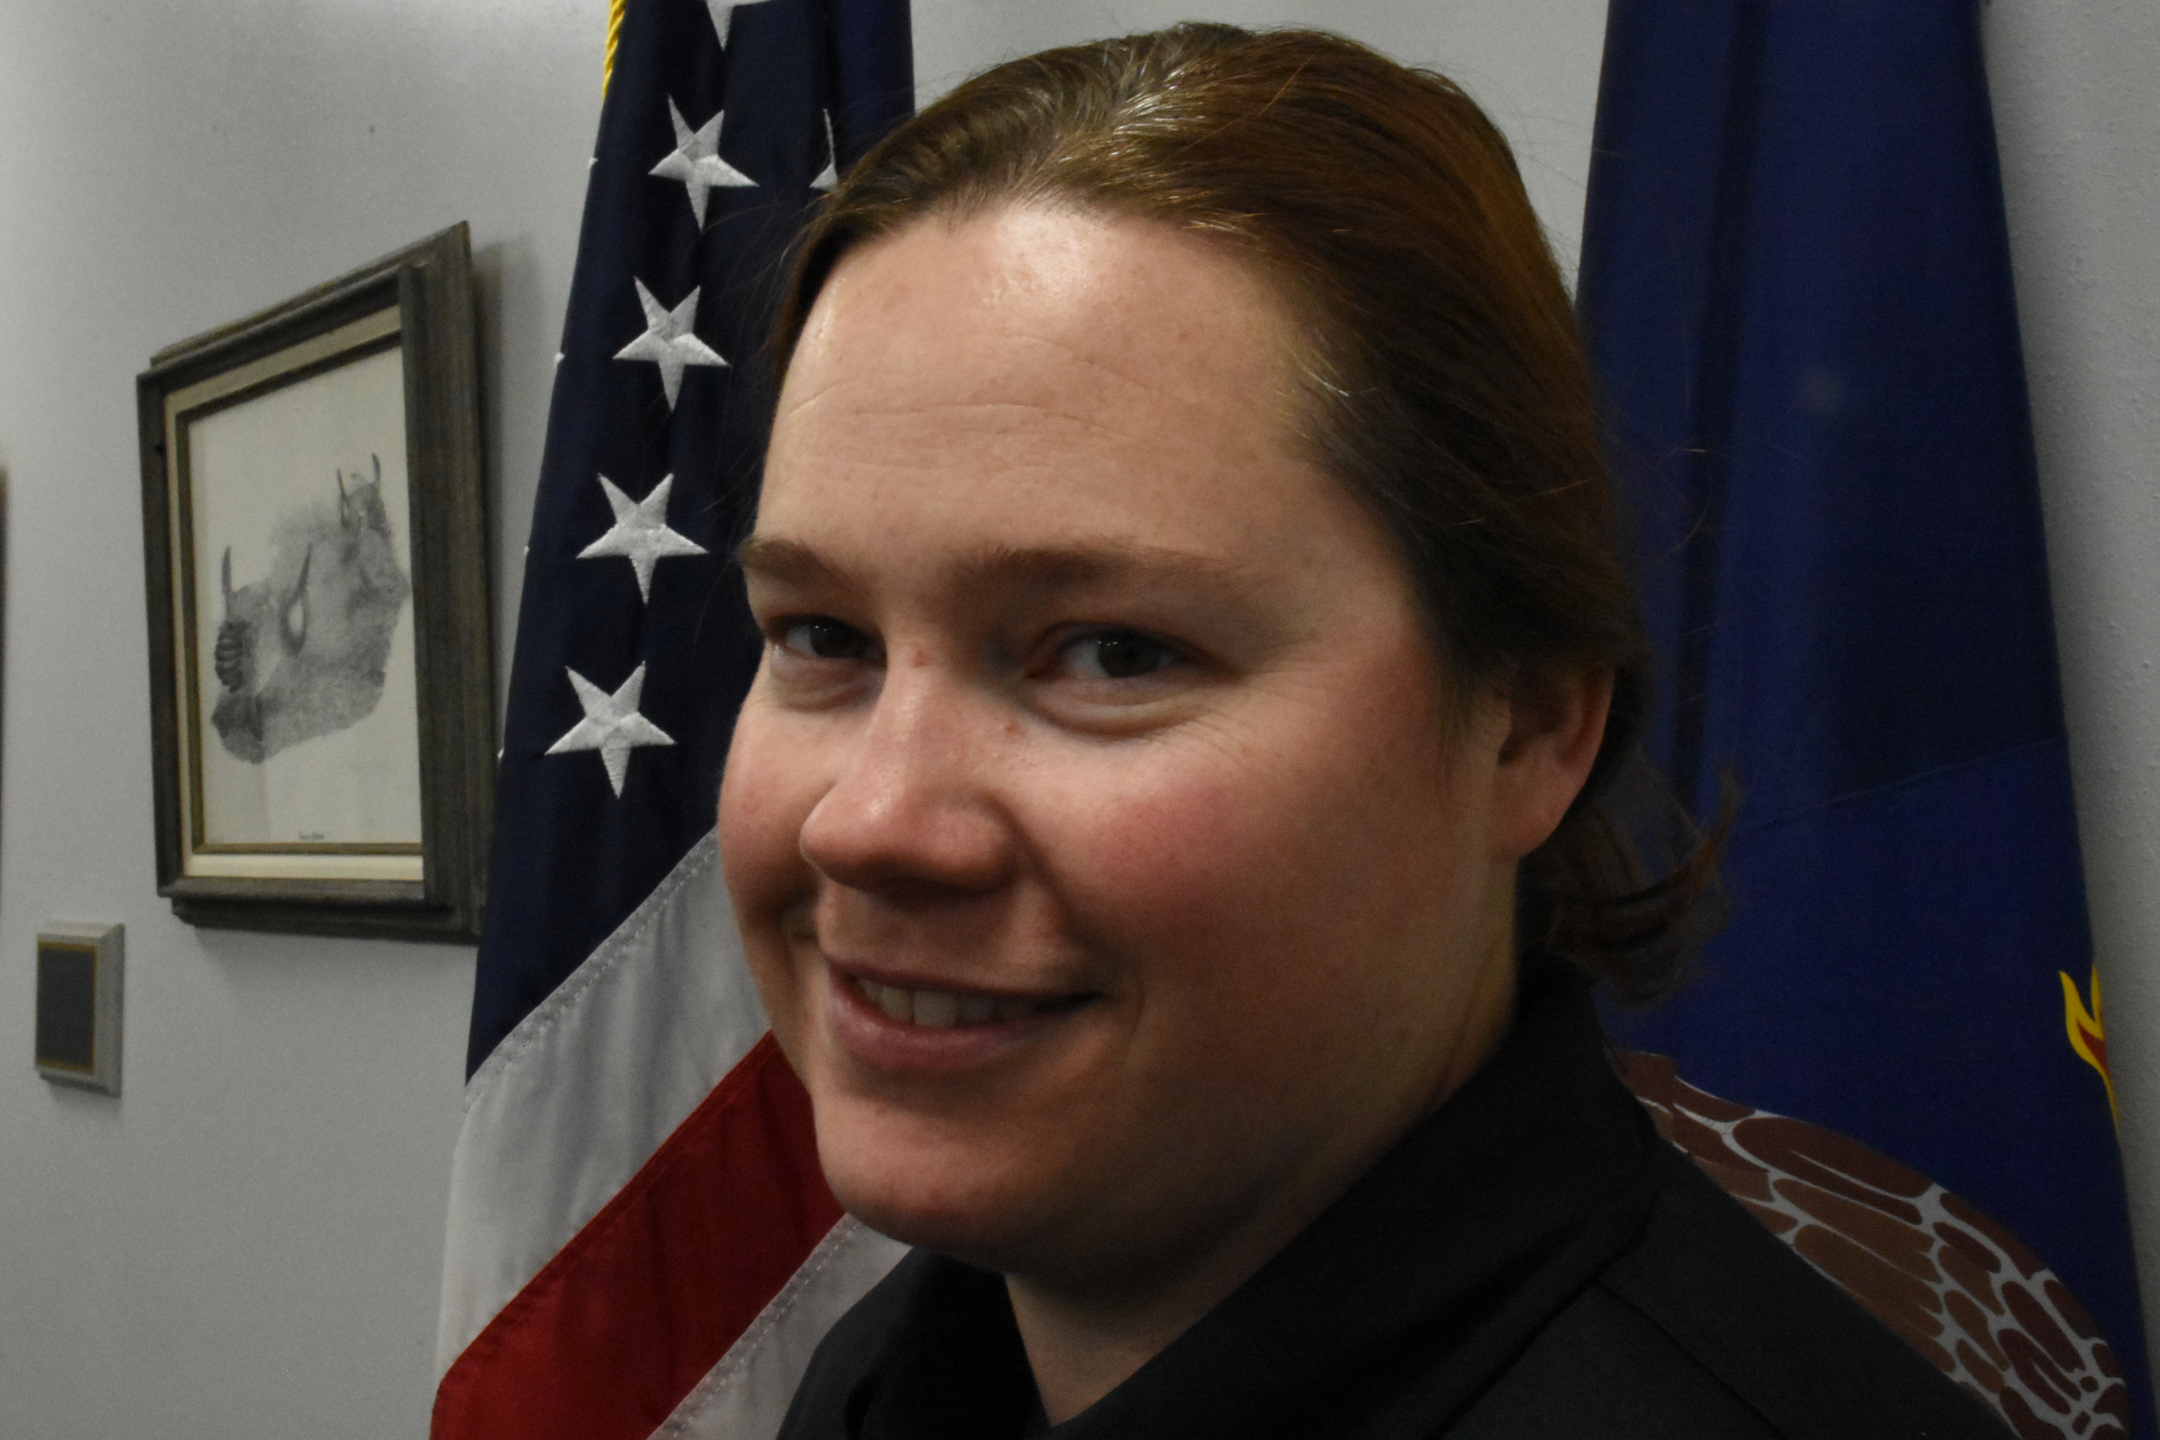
1448,1146,2012,1440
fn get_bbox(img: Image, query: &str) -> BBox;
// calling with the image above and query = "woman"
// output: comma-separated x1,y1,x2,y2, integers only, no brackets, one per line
719,24,2009,1439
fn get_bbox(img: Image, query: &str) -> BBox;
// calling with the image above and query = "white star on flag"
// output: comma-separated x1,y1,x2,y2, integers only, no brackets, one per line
705,0,771,45
545,663,676,797
651,97,756,226
577,473,708,601
614,279,727,408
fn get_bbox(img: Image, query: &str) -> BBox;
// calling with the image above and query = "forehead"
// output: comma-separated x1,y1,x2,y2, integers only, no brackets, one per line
788,203,1301,412
764,205,1327,548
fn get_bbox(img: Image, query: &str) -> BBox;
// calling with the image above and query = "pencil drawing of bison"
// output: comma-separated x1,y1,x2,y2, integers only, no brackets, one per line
210,455,411,763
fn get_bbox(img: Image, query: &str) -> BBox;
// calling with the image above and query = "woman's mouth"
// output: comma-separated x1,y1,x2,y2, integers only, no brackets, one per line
826,967,1101,1073
850,976,1092,1029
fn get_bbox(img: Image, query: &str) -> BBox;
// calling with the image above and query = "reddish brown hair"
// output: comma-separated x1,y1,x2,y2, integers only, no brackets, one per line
773,24,1716,997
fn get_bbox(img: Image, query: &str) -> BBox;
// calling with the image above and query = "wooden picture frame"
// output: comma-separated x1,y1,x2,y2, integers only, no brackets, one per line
137,224,492,942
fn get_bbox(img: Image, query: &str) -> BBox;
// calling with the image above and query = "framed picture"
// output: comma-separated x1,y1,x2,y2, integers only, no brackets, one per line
137,224,492,942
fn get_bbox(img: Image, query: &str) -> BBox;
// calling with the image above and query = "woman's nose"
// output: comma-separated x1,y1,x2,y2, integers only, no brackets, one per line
797,668,1015,895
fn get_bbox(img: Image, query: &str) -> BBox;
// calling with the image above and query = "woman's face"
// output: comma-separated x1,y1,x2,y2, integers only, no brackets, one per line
722,205,1586,1304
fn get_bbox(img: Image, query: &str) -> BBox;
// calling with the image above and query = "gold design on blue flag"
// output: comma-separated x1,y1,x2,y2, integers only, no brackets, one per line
2061,967,2116,1126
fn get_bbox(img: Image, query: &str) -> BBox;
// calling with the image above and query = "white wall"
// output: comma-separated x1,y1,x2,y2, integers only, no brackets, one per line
0,1,2150,1434
0,1,598,1434
1985,0,2160,1357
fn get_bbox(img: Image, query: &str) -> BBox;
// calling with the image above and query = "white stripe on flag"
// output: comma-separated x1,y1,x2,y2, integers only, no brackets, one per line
435,830,768,1375
654,1216,910,1440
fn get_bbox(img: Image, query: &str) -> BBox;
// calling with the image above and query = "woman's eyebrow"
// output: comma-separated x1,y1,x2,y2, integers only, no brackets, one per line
735,535,854,590
955,542,1261,600
737,534,1262,601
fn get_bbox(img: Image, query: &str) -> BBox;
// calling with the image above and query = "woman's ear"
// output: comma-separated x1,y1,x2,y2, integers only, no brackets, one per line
1489,664,1613,861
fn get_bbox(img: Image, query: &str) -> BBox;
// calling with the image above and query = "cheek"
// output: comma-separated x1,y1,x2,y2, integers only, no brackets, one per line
1067,690,1458,930
718,708,821,1017
1048,780,1373,1137
1040,749,1375,1009
1039,694,1485,1064
718,702,817,887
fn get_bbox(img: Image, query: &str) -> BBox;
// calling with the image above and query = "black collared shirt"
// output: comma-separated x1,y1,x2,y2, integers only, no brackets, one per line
776,970,2010,1439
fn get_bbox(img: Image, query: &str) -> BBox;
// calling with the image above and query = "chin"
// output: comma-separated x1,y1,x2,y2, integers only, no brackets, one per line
827,1168,1037,1272
812,1106,1051,1271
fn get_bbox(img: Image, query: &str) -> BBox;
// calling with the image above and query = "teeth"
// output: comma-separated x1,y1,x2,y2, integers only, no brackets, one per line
913,990,959,1028
857,979,1060,1029
867,981,912,1023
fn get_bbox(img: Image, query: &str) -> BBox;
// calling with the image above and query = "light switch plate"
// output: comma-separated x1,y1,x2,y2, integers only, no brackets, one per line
35,922,122,1095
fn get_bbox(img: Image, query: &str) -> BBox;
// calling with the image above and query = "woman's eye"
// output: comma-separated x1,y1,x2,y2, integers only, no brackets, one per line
779,617,871,661
1063,630,1177,681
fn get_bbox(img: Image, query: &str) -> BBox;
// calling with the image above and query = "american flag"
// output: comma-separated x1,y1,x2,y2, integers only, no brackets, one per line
430,3,912,1436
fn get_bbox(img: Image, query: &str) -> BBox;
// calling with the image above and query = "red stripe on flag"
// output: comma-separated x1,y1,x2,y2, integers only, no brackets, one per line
432,1035,840,1440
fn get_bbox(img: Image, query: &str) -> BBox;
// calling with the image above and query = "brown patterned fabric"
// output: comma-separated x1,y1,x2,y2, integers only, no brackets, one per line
1616,1050,2129,1440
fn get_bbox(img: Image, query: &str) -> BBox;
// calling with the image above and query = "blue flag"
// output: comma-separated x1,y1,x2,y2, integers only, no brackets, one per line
434,2,912,1436
1578,2,2149,1435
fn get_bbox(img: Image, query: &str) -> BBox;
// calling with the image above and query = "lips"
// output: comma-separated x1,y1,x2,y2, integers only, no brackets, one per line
850,975,1092,1029
822,966,1099,1075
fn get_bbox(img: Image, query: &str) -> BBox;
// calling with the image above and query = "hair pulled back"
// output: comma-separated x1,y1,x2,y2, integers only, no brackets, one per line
774,24,1715,998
